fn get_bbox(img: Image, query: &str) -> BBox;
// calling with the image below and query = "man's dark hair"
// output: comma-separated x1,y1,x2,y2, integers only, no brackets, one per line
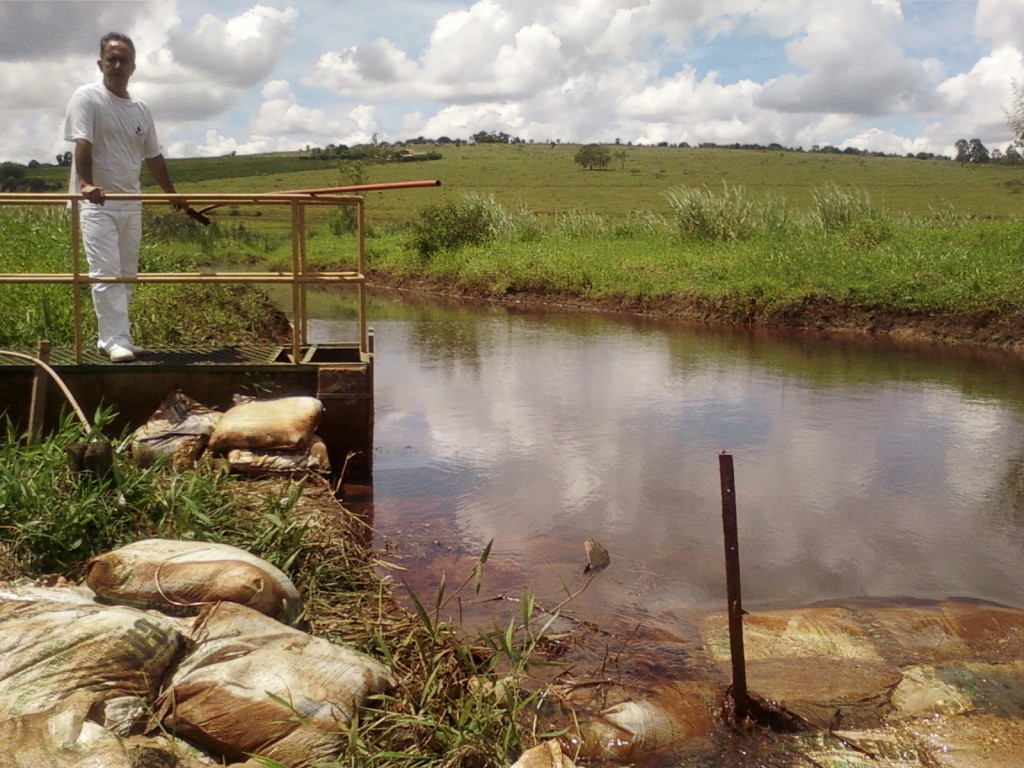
99,32,135,59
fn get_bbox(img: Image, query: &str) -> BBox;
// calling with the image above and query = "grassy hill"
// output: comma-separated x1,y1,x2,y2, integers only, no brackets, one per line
175,144,1024,224
24,143,1024,226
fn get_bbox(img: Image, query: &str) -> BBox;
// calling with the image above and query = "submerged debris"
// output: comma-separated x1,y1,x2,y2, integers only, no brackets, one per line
583,538,610,574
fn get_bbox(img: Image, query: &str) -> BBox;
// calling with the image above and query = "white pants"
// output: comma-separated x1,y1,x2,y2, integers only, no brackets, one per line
79,202,141,350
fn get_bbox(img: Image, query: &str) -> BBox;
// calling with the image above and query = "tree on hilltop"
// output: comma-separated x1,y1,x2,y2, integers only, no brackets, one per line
954,138,990,164
574,144,612,170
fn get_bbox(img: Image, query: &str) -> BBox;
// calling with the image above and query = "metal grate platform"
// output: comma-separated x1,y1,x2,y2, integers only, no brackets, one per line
0,345,295,369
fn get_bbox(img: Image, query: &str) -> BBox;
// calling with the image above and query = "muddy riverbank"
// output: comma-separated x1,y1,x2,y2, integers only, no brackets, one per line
367,270,1024,354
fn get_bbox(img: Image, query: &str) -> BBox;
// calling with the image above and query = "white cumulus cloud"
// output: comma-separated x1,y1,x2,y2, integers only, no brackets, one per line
168,5,297,88
2,0,1023,163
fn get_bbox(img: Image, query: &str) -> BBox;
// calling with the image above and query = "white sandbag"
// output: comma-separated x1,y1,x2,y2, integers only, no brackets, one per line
0,694,134,768
208,396,324,453
130,390,222,469
84,538,304,625
160,601,397,766
0,578,100,606
0,692,212,768
0,598,184,721
227,435,331,476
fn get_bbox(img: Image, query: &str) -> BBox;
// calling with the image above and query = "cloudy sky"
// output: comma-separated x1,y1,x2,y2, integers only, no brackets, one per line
2,0,1023,164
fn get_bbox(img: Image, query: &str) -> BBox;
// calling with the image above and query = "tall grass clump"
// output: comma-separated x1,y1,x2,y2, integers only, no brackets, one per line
553,210,607,238
665,182,788,241
610,210,671,239
810,183,893,247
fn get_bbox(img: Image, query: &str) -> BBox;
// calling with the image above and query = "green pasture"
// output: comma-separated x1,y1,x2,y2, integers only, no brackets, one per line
162,143,1021,224
29,142,1024,226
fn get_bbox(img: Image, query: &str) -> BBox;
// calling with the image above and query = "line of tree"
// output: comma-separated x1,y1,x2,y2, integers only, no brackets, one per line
0,161,61,192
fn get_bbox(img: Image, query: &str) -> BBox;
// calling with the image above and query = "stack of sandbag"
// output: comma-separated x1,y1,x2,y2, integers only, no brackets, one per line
84,538,304,625
129,390,222,470
207,395,331,476
0,594,184,726
159,601,397,766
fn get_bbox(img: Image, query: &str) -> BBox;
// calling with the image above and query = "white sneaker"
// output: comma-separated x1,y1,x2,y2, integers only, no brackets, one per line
105,343,136,363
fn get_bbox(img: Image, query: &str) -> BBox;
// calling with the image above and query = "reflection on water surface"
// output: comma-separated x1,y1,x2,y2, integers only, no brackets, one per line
308,292,1024,641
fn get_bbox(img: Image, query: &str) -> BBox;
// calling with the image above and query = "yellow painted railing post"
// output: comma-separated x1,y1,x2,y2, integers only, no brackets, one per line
357,197,368,356
70,199,83,363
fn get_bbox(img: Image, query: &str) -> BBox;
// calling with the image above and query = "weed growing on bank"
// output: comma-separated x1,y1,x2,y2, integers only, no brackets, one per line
0,410,296,575
359,186,1024,318
0,414,573,768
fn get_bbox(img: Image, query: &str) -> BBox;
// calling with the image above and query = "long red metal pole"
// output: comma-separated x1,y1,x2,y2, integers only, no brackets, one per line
193,179,441,217
278,179,442,195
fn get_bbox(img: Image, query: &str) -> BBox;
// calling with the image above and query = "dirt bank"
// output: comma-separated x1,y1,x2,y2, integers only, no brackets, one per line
367,271,1024,355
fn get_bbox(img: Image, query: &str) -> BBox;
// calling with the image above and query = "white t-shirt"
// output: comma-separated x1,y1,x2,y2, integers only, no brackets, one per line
63,81,161,195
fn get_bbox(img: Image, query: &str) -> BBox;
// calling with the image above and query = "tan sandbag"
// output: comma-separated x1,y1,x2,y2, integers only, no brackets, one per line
511,740,577,768
130,390,222,469
0,598,184,721
0,692,212,768
160,601,397,766
569,681,718,761
227,435,331,476
208,396,324,453
84,538,304,625
0,693,134,768
701,606,883,664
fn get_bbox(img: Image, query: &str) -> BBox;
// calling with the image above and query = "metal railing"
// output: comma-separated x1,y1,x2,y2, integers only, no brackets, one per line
0,191,369,364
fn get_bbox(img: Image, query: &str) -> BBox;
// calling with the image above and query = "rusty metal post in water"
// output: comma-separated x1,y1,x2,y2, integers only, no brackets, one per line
719,451,749,721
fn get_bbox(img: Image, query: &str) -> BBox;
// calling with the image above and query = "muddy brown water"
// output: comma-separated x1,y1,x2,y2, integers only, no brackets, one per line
308,291,1024,761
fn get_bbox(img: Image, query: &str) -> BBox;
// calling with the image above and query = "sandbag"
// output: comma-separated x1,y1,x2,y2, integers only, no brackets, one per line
569,681,718,761
160,601,397,766
130,390,222,469
0,693,211,768
208,396,324,453
84,538,304,625
0,598,184,721
511,740,577,768
0,578,100,606
0,694,133,768
227,434,331,476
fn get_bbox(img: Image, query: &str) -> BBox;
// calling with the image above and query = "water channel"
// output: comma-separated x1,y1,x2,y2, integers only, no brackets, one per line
308,290,1024,656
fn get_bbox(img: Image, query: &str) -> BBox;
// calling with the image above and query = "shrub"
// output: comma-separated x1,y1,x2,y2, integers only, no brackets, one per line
408,194,500,259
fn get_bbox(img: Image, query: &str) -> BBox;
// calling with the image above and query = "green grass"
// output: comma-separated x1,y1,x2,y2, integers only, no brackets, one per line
0,207,289,349
8,145,1024,343
0,410,283,575
164,144,1024,223
349,185,1024,319
0,415,574,768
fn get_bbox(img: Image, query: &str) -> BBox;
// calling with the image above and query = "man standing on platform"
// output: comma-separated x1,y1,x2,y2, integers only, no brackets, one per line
63,31,181,362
